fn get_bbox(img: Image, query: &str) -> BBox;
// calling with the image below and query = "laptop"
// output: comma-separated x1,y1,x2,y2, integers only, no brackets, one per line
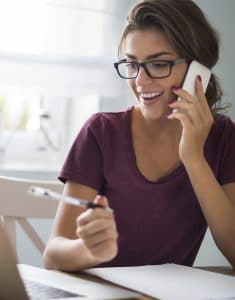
0,222,139,300
0,221,84,300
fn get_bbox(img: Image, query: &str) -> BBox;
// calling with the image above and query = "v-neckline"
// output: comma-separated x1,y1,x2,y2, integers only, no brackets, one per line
125,106,185,184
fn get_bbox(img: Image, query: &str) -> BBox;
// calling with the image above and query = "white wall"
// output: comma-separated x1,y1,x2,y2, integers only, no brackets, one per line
193,0,234,267
195,0,235,119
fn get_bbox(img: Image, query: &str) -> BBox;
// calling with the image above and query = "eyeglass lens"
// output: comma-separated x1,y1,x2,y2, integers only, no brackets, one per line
118,61,171,78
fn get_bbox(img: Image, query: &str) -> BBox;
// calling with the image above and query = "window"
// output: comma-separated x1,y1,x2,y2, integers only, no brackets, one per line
0,0,113,58
0,1,132,176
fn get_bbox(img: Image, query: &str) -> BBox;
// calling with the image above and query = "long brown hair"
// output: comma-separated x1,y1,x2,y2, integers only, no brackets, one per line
118,0,228,115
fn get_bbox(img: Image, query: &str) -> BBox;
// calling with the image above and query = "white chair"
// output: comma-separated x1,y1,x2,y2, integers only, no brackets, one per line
0,176,63,257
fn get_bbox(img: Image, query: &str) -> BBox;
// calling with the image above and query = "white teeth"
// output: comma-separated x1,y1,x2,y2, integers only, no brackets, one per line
140,92,163,98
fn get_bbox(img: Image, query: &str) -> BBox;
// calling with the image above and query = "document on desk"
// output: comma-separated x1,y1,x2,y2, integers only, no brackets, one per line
85,263,235,300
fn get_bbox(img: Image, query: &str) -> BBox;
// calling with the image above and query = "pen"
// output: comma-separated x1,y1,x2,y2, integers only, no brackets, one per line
28,186,113,212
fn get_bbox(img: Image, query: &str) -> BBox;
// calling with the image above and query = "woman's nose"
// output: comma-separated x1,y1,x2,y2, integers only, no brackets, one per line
135,66,153,86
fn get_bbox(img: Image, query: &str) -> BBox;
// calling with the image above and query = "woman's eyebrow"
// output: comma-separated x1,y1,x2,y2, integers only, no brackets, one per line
125,51,173,60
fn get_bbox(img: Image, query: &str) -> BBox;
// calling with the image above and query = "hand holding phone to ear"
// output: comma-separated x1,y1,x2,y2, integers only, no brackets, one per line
168,60,214,165
180,60,211,96
173,60,211,113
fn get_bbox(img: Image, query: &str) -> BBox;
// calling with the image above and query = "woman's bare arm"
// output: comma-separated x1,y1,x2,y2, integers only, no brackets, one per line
43,181,118,271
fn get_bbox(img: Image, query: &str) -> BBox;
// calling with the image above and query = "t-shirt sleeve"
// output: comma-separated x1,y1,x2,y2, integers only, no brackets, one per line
59,114,104,191
218,117,235,185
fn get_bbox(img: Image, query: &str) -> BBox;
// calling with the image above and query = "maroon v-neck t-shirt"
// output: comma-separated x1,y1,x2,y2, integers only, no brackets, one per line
59,107,235,267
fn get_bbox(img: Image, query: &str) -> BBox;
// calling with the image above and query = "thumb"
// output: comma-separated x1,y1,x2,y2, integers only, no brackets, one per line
94,195,109,208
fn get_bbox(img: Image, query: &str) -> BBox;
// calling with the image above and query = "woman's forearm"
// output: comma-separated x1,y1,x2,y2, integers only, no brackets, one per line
184,158,235,267
43,237,103,272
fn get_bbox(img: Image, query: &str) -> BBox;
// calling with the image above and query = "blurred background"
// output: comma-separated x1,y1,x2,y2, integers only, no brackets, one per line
0,0,234,267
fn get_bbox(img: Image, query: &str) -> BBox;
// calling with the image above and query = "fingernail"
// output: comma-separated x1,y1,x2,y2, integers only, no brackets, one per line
100,198,106,204
197,75,202,81
172,85,179,91
96,194,104,203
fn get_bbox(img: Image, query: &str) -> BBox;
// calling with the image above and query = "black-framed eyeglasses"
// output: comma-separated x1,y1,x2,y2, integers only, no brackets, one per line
114,57,187,79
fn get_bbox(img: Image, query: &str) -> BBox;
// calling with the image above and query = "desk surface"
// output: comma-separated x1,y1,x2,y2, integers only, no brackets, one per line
19,264,235,300
199,266,235,276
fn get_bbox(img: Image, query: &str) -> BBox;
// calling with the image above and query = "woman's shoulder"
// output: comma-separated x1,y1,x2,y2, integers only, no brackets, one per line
84,106,132,131
210,113,235,141
213,113,235,130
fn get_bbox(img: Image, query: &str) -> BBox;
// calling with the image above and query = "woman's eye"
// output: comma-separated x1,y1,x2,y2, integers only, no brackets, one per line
125,62,137,70
151,62,168,68
125,62,137,68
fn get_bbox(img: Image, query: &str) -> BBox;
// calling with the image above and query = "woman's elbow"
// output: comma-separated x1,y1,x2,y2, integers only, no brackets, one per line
43,245,57,270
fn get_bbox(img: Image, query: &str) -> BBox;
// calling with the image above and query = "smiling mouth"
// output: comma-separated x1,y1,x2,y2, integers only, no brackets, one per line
139,91,164,101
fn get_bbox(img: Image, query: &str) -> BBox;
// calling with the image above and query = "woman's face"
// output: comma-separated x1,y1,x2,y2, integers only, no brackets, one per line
125,28,188,120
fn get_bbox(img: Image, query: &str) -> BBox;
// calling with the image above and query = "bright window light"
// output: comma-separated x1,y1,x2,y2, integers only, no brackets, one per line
0,0,106,57
0,93,40,131
45,0,106,12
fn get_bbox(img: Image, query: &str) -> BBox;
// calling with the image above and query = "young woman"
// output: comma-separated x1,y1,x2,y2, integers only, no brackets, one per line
43,0,235,271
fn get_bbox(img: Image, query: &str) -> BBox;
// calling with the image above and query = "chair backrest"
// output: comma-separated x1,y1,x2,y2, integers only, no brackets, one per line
0,176,63,257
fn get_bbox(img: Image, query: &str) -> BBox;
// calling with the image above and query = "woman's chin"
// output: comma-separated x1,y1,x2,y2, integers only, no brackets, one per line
139,105,167,121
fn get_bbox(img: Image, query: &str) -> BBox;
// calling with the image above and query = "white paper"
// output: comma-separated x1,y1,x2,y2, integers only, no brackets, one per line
205,296,235,300
18,264,140,300
205,298,235,300
86,263,235,300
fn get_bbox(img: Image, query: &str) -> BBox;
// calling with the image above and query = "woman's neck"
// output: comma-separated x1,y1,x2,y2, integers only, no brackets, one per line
133,106,181,143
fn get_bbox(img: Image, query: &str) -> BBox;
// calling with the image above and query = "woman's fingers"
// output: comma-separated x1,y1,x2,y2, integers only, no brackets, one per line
77,212,118,261
88,238,118,261
168,109,192,129
170,77,211,122
82,227,118,248
169,100,201,124
77,208,113,226
195,75,213,116
76,195,114,227
75,194,118,262
94,195,109,207
77,217,116,238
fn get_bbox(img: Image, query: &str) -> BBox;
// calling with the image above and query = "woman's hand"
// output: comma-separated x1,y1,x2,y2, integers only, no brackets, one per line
76,195,118,263
168,75,214,166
